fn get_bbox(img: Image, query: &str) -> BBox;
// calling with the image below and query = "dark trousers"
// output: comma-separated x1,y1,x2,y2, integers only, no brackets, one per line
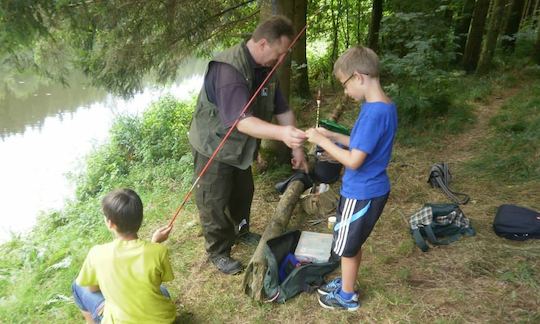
192,149,254,258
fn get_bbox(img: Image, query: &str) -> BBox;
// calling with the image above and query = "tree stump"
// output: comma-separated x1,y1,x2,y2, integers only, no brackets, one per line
242,180,305,301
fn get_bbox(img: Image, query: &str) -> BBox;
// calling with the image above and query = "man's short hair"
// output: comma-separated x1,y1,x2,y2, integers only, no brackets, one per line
102,188,143,235
334,46,380,78
252,15,295,43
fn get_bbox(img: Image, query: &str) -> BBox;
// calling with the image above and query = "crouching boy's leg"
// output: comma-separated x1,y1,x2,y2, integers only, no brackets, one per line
72,281,105,323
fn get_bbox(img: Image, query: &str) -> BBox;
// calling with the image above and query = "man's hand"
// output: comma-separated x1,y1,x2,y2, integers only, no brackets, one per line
291,147,308,173
151,225,173,243
281,125,307,149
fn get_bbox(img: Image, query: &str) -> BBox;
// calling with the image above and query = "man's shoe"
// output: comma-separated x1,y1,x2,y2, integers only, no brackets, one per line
318,290,360,311
236,231,261,246
210,256,243,275
317,277,358,301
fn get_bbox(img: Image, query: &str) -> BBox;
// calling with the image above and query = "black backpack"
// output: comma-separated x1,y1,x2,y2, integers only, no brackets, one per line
493,204,540,240
409,203,476,252
263,230,339,303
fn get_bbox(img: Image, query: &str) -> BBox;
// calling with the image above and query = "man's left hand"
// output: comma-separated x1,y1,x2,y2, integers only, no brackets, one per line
291,147,308,173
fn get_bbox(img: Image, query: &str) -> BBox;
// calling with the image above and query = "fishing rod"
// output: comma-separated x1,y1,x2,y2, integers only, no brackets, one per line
167,22,308,228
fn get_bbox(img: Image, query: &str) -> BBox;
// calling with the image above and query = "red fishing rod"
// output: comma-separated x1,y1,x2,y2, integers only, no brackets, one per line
168,23,308,227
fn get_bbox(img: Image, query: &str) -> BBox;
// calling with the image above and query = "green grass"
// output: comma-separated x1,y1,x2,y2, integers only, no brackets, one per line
465,71,540,183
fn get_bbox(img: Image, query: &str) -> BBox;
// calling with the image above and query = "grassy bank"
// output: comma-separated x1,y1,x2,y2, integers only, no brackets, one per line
1,67,539,323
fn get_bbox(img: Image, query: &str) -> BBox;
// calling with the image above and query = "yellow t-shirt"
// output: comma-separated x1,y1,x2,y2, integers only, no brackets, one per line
76,239,176,324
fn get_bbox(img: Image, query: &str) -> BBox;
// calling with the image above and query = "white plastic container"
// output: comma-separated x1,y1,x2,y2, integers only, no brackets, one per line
294,231,333,263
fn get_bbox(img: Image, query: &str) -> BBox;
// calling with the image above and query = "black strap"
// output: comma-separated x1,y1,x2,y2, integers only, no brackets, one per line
412,228,429,252
428,163,470,205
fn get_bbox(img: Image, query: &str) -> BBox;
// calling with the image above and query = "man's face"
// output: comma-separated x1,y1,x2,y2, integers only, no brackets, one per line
259,35,291,67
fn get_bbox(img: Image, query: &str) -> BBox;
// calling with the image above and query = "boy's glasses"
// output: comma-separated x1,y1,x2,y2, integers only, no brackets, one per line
341,73,354,88
341,72,369,88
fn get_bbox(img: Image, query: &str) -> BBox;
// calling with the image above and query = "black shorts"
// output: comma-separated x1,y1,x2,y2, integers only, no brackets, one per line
332,193,389,257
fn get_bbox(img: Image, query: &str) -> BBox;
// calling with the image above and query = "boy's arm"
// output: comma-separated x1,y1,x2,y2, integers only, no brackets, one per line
306,128,367,170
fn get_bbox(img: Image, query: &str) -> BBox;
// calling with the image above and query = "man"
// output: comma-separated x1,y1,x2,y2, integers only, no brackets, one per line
188,15,307,275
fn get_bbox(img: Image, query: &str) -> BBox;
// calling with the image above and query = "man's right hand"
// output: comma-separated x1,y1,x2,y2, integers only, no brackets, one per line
281,125,307,148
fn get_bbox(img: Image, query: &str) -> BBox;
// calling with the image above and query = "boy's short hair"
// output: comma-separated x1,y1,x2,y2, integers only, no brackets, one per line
252,15,295,43
334,46,380,78
102,188,143,235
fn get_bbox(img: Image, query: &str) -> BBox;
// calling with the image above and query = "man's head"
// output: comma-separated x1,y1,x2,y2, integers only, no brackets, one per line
247,15,295,67
102,188,143,235
333,46,380,101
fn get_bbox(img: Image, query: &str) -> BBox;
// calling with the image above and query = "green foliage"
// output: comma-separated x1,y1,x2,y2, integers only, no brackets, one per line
374,8,475,140
77,95,194,199
512,23,539,59
1,0,259,97
380,10,457,65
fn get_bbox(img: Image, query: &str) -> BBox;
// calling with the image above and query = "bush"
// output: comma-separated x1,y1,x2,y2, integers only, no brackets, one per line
77,95,194,199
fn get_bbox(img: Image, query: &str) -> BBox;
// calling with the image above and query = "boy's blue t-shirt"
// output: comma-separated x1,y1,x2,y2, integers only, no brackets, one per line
340,101,397,200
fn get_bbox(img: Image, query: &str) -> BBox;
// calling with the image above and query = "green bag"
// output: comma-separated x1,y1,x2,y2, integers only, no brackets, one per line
263,230,339,303
409,203,476,252
319,119,350,135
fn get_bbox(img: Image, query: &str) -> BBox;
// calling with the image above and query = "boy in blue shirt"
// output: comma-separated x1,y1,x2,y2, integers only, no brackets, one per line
306,46,397,311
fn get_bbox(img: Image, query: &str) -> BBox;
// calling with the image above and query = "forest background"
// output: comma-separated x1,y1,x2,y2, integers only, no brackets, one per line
1,0,539,322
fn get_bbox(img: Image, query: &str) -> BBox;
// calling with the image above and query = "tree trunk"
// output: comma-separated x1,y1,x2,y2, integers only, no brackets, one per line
291,0,311,99
330,0,340,87
258,0,295,166
367,0,383,52
341,0,351,48
534,20,540,63
242,180,305,301
455,0,477,59
477,0,506,74
355,0,363,44
328,95,350,122
523,0,538,20
502,0,526,52
463,0,492,72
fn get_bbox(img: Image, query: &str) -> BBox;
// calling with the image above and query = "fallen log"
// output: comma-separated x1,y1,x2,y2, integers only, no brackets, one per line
242,180,305,301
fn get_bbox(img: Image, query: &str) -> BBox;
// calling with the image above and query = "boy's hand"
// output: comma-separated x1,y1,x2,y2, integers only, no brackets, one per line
306,128,328,145
315,127,334,140
151,225,173,243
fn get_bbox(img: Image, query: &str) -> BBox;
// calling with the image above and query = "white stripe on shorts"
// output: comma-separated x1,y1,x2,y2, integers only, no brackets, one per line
334,198,356,255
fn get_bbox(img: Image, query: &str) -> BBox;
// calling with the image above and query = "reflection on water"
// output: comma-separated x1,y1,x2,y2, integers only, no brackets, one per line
0,64,206,242
0,75,107,137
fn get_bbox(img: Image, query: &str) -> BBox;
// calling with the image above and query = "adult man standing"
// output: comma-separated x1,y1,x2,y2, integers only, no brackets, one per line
188,16,307,275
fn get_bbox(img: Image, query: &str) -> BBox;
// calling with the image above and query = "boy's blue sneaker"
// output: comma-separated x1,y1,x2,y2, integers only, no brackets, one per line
317,278,358,301
318,290,360,311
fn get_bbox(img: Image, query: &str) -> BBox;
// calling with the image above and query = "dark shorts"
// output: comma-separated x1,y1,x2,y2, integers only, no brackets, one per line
332,193,389,257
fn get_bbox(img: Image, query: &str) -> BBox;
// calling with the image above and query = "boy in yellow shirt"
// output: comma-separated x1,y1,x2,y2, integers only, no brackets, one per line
72,188,176,323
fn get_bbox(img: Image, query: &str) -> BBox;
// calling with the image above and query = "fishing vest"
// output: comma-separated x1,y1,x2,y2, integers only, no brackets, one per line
188,42,277,170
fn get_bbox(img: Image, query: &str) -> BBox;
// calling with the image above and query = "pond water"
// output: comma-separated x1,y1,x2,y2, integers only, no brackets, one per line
0,61,206,242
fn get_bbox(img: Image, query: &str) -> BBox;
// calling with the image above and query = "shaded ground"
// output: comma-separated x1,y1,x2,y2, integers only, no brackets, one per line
163,80,539,323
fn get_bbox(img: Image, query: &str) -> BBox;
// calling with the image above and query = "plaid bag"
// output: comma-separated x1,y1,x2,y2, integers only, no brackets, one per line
409,203,476,252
